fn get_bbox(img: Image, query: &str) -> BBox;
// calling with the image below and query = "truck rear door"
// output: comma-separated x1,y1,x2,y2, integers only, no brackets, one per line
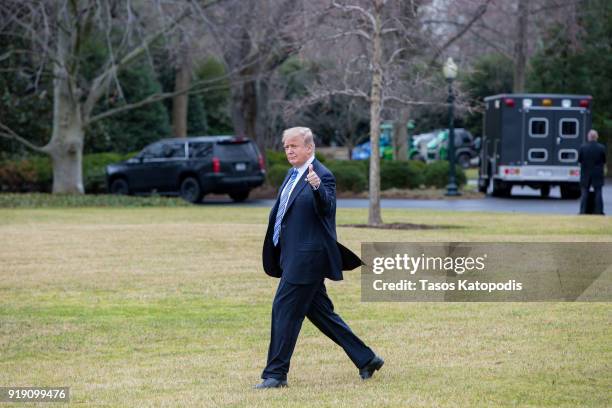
553,110,583,166
524,111,555,166
524,108,584,167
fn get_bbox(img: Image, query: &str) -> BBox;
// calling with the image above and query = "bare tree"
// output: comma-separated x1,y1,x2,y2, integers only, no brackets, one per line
513,0,528,91
0,0,224,193
199,0,309,155
172,32,194,138
286,0,489,226
428,0,583,90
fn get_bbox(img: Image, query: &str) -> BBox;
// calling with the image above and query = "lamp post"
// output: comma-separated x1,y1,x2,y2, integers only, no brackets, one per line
443,57,460,196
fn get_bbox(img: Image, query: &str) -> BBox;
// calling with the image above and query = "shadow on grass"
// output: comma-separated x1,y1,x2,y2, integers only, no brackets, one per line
341,222,464,230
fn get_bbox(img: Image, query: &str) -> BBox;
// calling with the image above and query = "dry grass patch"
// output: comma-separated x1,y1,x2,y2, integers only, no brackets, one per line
0,207,610,407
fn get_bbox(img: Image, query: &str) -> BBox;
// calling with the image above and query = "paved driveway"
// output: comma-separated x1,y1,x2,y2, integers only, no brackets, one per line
202,184,612,216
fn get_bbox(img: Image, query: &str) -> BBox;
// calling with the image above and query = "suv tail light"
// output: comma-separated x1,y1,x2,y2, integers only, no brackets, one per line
212,157,221,173
258,154,265,172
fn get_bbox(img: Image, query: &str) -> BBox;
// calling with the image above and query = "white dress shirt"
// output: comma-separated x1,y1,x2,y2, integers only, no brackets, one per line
281,155,316,200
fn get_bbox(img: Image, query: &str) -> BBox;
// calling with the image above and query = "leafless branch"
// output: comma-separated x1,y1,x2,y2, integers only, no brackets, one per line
331,1,376,30
0,122,47,153
83,10,190,122
429,0,493,65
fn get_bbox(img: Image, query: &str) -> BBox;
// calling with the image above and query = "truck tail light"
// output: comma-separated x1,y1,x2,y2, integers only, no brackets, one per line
579,99,589,108
503,167,520,175
504,98,515,107
570,169,580,177
258,154,265,172
212,157,221,173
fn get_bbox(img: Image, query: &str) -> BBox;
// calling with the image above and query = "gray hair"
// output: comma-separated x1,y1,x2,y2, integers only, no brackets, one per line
282,127,315,147
588,129,599,141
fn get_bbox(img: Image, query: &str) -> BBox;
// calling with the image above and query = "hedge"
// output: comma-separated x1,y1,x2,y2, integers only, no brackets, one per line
325,160,368,192
423,161,467,188
380,161,426,190
1,153,465,194
0,153,134,193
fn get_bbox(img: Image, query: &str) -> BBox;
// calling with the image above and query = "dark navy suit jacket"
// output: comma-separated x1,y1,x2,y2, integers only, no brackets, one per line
578,141,607,188
262,159,361,284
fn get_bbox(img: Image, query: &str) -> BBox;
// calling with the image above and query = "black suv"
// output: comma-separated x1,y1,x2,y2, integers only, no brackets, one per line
106,136,265,203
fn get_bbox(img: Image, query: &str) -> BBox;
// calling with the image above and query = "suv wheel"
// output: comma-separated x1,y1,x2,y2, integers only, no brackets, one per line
229,190,250,202
110,178,129,195
180,177,203,203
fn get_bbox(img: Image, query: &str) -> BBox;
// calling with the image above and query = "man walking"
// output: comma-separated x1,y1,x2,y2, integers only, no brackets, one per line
256,127,383,389
578,129,607,214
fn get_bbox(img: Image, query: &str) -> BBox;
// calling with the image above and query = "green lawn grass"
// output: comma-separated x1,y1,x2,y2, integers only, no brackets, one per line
0,207,610,407
465,167,478,180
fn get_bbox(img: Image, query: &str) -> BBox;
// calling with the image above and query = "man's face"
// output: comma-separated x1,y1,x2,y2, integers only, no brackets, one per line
283,134,312,167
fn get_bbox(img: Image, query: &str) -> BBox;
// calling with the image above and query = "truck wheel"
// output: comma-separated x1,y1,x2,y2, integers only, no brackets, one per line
180,176,203,203
560,185,581,199
110,178,129,195
411,153,425,162
540,185,550,198
457,153,471,169
478,179,488,193
492,180,511,197
229,190,250,202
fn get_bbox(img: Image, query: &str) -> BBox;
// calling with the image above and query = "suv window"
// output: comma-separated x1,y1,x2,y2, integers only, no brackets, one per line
453,130,472,146
188,142,213,158
215,141,257,160
140,142,165,159
162,142,186,159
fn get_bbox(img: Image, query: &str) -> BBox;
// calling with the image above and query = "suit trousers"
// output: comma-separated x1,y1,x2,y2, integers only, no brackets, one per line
580,186,604,214
261,278,375,381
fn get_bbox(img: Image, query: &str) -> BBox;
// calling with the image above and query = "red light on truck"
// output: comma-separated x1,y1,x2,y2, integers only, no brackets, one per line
504,98,515,107
212,157,221,173
258,154,265,171
569,169,580,176
504,168,520,175
579,99,589,108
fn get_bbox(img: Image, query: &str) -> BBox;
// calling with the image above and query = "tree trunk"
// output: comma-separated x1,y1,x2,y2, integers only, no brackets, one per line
393,108,411,161
172,45,192,138
48,134,84,194
230,76,270,155
513,0,528,92
396,108,412,160
48,21,85,194
368,2,384,226
48,94,85,193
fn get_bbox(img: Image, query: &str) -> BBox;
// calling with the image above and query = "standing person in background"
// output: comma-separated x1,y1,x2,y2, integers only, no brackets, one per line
578,129,607,215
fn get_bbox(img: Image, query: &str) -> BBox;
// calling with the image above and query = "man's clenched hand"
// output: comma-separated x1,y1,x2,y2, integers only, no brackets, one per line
306,164,321,189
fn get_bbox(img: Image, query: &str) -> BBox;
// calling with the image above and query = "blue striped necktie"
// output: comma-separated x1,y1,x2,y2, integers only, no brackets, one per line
273,168,298,246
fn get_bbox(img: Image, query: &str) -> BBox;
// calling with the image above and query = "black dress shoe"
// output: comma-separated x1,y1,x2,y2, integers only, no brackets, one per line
359,355,384,379
254,378,288,389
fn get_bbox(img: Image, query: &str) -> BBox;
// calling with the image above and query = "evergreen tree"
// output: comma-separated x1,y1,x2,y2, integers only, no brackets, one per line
528,0,612,143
